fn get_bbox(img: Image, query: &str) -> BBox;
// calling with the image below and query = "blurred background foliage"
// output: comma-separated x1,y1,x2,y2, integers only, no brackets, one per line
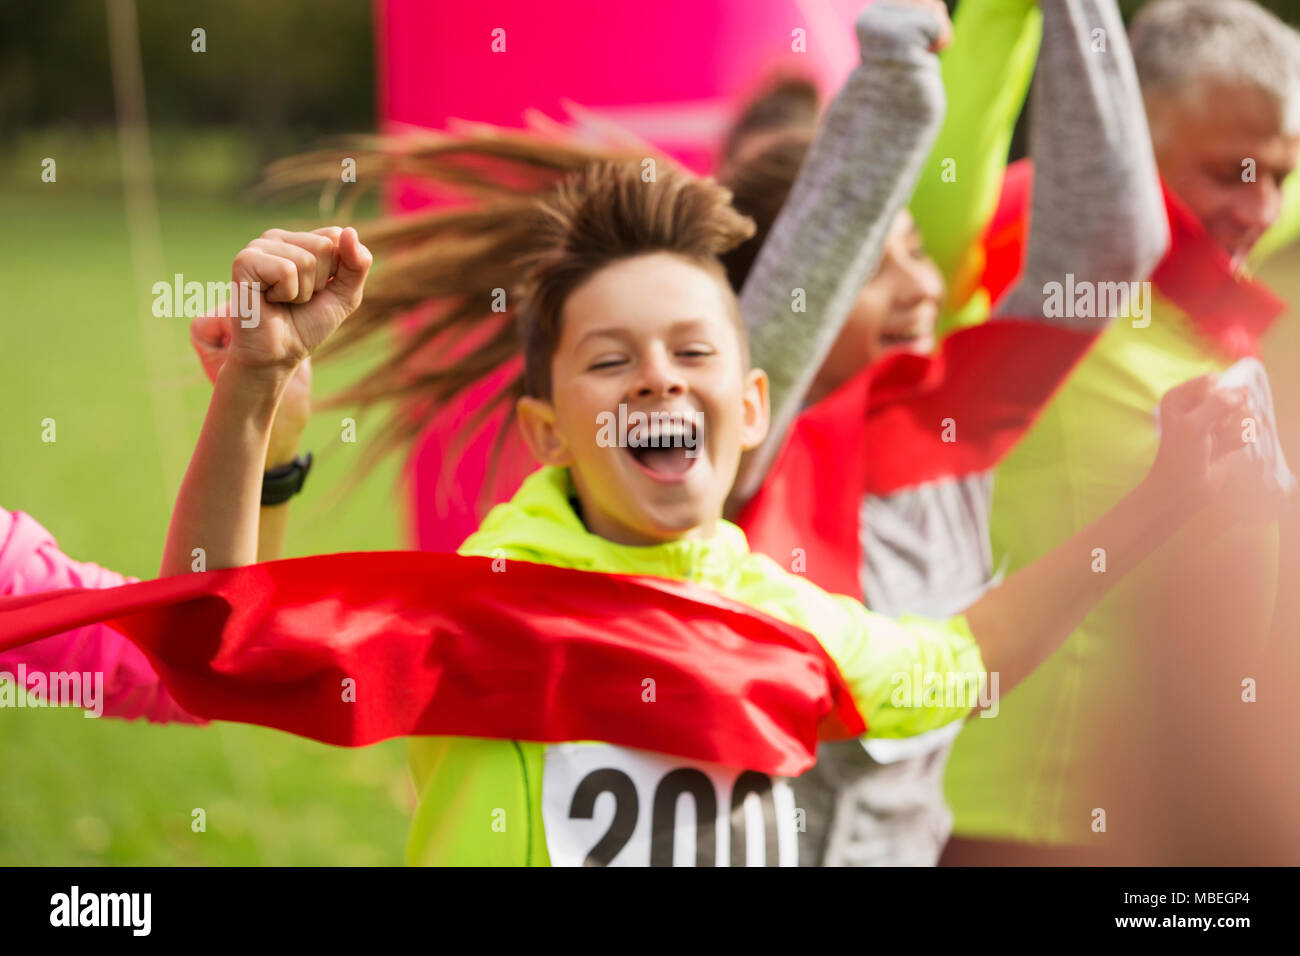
6,0,1300,194
1,0,374,195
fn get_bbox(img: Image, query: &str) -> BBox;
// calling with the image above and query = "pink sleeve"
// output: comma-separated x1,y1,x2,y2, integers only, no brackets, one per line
0,509,205,724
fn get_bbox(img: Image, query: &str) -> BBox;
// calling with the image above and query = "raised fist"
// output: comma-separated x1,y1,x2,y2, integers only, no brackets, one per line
1149,374,1264,516
227,226,372,374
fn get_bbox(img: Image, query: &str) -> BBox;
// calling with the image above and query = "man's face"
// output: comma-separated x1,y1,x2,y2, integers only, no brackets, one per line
516,253,769,547
1150,80,1300,269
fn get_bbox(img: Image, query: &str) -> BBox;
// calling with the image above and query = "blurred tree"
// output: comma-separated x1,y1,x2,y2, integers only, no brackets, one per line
0,0,374,159
6,0,1300,154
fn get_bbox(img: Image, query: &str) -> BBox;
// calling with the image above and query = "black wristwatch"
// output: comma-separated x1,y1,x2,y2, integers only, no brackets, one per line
262,452,313,506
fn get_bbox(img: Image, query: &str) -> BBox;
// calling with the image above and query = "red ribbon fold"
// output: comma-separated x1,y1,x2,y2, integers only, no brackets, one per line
982,160,1284,360
0,551,865,777
739,318,1097,597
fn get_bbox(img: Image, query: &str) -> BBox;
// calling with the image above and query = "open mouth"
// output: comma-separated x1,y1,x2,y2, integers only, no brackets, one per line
625,416,703,480
879,321,933,348
879,330,926,347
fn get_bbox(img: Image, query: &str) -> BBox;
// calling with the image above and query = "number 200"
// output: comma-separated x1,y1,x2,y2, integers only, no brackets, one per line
568,767,787,866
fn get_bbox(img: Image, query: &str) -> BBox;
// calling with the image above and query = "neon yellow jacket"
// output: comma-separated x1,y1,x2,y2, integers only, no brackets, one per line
910,0,1041,332
406,466,983,865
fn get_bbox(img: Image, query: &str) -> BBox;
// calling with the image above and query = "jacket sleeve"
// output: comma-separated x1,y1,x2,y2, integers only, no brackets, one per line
909,0,1041,333
992,0,1168,323
745,553,986,738
0,509,204,724
730,1,947,509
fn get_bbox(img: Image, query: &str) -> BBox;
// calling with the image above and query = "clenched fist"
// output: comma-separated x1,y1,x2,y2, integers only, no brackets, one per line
1148,374,1259,515
227,226,372,374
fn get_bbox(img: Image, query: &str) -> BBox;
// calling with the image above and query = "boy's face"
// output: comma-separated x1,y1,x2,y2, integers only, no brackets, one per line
517,252,769,547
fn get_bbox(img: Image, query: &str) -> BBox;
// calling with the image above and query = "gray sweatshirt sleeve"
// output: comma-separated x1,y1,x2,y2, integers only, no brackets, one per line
729,3,946,509
993,0,1168,321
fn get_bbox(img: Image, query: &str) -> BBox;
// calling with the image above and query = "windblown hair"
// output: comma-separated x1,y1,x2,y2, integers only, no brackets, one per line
1130,0,1300,136
261,127,754,474
517,161,756,398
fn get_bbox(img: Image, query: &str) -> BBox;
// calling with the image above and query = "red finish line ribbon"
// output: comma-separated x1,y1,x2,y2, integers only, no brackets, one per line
0,551,864,777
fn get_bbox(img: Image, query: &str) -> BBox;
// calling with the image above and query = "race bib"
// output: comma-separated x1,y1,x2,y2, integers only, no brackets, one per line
541,743,799,867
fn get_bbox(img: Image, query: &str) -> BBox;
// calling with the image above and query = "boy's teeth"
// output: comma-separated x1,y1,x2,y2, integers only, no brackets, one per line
646,419,695,443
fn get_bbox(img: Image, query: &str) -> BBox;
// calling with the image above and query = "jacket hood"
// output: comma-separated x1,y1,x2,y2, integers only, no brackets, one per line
459,466,753,586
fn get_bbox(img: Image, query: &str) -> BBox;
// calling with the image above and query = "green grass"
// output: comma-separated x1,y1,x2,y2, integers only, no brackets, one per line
0,190,411,865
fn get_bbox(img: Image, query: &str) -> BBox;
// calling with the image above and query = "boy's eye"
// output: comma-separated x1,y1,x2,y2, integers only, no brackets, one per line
588,357,627,371
678,346,715,359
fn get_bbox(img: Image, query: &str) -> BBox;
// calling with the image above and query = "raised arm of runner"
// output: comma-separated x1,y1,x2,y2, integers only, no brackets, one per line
159,227,372,577
993,0,1168,322
728,0,948,510
189,307,311,563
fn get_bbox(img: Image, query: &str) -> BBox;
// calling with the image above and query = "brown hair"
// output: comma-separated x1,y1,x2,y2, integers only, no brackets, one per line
721,76,820,167
718,129,813,293
518,160,755,398
261,127,754,473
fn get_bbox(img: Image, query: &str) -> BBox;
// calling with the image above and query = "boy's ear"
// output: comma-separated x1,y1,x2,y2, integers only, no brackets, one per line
516,395,574,467
739,367,770,452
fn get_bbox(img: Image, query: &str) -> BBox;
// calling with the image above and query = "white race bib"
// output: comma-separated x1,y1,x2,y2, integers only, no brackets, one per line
542,743,798,867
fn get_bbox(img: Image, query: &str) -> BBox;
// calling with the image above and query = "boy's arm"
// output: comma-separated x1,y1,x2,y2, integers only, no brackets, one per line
189,309,310,563
729,0,948,511
161,369,285,575
964,376,1264,693
826,375,1268,735
909,0,1041,331
992,0,1167,323
256,464,296,562
160,227,371,577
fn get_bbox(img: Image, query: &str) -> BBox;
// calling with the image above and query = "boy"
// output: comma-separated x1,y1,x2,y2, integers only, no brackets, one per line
160,164,1265,866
